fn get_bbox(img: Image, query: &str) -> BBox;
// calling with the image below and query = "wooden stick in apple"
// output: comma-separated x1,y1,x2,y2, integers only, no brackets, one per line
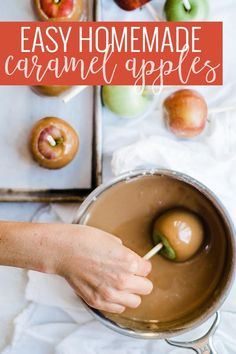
164,0,209,21
182,0,191,11
145,3,163,21
61,85,88,103
143,242,163,260
143,208,205,262
46,134,57,147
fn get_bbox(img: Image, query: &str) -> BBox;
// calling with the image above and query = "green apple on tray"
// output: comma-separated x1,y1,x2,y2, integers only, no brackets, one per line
113,0,209,21
102,86,155,119
164,0,209,21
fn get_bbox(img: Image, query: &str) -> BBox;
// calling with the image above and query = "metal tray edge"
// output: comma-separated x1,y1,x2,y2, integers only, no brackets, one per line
0,0,103,203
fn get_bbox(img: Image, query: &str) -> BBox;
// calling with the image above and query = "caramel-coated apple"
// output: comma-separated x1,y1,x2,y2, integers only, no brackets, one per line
114,0,151,11
33,86,71,97
30,117,79,169
163,89,208,138
153,208,204,262
33,0,83,21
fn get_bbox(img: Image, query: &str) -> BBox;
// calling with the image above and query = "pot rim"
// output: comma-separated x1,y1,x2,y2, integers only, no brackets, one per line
74,168,236,339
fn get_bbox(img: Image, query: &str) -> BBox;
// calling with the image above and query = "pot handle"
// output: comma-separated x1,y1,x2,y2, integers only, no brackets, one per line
166,312,220,354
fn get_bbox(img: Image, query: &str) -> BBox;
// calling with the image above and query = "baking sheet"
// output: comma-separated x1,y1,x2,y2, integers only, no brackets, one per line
0,0,101,201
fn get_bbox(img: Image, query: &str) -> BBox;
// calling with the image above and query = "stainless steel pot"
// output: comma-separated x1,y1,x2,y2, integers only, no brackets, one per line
74,169,236,353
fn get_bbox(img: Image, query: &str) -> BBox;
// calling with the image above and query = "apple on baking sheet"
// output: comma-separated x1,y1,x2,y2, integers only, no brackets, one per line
32,86,71,97
114,0,151,11
33,0,84,21
163,89,208,138
102,86,154,118
30,117,79,169
164,0,209,21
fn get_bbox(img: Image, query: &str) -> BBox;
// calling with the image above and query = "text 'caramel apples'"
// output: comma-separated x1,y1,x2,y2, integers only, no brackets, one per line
114,0,151,11
33,0,84,21
153,208,204,262
163,89,208,138
30,117,79,169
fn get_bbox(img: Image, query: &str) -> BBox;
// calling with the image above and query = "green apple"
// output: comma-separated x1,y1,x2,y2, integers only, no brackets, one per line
164,0,209,21
102,86,153,118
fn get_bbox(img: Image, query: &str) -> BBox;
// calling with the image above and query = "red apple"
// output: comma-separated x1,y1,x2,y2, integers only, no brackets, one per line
163,89,208,138
30,117,79,169
114,0,151,11
33,0,83,21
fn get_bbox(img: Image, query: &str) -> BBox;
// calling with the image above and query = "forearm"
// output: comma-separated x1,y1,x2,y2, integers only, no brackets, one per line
0,221,62,274
0,221,153,314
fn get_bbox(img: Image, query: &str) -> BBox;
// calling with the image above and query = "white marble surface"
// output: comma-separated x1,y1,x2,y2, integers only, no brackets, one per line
0,203,42,351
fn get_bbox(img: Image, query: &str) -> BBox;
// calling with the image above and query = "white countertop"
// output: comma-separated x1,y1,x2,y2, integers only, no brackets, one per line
0,203,41,351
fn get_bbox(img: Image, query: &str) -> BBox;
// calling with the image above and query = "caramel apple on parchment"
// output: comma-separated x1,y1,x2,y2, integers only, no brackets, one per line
32,86,71,97
30,117,79,169
33,0,84,21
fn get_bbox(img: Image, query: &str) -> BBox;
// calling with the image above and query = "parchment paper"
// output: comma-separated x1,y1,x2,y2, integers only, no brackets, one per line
0,0,93,190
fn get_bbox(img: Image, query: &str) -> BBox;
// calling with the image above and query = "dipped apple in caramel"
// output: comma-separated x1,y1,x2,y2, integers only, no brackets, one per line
83,174,227,327
30,117,79,169
153,208,204,262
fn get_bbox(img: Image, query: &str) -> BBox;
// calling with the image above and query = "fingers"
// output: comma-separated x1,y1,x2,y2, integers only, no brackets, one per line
72,282,126,314
102,230,123,244
72,278,145,314
86,288,141,313
90,301,125,314
133,256,152,277
111,235,123,244
75,286,127,314
64,227,154,315
100,288,142,309
116,274,153,295
121,248,152,276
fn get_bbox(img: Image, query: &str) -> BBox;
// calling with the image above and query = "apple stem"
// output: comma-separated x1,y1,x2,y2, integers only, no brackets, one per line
47,135,56,147
62,86,88,103
182,0,191,11
143,243,163,261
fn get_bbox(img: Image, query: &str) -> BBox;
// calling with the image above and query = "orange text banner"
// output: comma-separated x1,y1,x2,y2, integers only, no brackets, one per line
0,21,223,86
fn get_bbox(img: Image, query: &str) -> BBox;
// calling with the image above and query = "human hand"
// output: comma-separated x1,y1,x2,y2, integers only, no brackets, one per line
56,225,153,314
